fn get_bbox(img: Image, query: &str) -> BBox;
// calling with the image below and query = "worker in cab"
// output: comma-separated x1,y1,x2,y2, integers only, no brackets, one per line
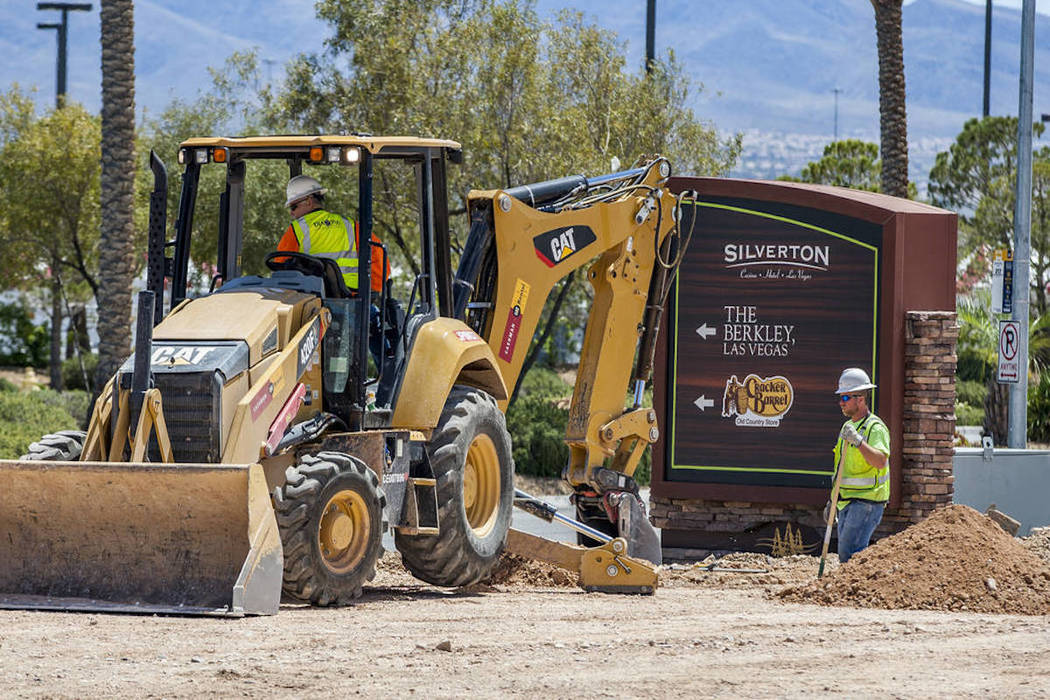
278,175,389,294
832,367,891,564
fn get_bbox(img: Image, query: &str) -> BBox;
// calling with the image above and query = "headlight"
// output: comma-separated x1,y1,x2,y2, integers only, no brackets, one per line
194,149,209,164
343,146,361,164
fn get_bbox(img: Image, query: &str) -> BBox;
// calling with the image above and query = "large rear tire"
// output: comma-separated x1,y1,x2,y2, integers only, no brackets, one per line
273,451,387,605
20,430,87,461
396,386,514,587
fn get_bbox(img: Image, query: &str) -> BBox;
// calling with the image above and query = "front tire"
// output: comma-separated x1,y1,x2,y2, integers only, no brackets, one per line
396,386,514,587
20,430,87,461
273,451,387,605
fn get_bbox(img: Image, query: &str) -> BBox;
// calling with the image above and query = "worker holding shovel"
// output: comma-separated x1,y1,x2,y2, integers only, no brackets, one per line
819,368,891,574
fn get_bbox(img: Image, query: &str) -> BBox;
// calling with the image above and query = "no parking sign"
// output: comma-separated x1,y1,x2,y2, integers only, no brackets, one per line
997,321,1020,383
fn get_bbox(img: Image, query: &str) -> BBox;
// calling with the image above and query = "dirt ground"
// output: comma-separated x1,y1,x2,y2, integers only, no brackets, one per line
3,506,1050,698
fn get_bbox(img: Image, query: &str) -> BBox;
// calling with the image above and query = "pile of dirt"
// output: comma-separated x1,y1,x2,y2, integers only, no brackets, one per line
779,505,1050,615
481,553,578,588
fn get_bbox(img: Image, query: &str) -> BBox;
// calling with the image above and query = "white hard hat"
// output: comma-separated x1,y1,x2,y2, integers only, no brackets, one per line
285,175,326,207
836,367,876,394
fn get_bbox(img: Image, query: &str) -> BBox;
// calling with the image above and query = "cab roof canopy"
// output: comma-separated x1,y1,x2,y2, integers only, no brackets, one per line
178,134,462,157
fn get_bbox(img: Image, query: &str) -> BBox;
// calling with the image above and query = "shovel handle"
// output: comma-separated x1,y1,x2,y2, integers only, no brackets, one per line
817,447,846,578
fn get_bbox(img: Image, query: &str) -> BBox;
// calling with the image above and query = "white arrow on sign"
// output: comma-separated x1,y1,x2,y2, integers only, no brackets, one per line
694,395,715,412
695,323,716,340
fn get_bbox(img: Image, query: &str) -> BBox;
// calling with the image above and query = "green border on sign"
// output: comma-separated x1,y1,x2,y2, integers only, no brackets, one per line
670,202,879,477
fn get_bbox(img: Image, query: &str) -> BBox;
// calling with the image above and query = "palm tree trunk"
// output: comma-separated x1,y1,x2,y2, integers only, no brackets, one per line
872,0,909,198
96,0,137,387
983,376,1009,445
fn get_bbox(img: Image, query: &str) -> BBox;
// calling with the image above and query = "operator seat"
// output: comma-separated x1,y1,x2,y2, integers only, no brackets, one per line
317,257,354,299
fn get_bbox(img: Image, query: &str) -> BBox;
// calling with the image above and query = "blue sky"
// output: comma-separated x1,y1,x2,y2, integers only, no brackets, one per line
2,0,1047,118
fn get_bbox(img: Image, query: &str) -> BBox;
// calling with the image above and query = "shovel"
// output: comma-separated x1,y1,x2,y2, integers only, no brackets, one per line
817,446,846,578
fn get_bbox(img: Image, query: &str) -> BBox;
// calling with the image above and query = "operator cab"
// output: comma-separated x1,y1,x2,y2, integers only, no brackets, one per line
145,135,462,430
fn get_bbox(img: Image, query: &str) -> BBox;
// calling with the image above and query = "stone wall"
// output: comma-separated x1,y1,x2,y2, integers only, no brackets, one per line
652,310,958,558
879,311,958,534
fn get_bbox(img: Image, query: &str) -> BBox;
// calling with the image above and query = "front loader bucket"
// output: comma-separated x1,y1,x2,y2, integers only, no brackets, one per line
0,461,282,616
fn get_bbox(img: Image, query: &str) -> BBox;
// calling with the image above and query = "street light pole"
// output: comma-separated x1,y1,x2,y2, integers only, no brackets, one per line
36,2,92,109
645,0,656,74
36,23,62,109
832,87,841,141
1008,0,1034,449
983,0,992,117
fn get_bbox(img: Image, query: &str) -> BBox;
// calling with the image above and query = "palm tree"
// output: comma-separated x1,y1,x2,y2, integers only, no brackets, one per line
871,0,908,198
958,291,1050,444
96,0,136,387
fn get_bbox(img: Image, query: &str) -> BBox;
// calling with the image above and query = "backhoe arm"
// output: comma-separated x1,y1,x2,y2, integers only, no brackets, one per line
456,158,695,563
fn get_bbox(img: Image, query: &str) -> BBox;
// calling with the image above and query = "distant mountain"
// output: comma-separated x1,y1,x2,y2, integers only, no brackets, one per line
544,0,1049,182
3,0,1048,182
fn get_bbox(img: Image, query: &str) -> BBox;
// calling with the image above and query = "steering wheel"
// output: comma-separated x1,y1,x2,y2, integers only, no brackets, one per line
265,251,327,278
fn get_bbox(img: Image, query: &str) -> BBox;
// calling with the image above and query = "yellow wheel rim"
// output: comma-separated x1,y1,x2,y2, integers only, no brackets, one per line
463,433,501,538
318,489,371,574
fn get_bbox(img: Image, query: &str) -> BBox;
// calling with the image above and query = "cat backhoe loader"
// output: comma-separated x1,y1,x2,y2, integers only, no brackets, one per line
0,135,693,615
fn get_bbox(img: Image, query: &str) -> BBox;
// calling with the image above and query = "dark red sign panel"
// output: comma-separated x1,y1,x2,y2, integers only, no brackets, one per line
666,198,882,489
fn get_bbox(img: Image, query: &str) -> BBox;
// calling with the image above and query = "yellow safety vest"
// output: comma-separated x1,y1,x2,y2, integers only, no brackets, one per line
292,209,360,290
833,413,890,505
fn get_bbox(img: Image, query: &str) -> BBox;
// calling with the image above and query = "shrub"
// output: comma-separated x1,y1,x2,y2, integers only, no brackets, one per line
516,368,572,400
0,377,18,393
956,379,987,407
956,350,992,383
955,401,984,426
0,390,79,458
61,352,99,392
506,395,569,478
1029,372,1050,443
35,389,92,430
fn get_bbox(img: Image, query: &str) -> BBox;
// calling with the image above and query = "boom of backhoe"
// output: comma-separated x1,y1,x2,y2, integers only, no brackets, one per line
455,156,696,567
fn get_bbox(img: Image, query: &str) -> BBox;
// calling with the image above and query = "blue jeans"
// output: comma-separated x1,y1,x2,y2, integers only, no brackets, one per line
836,500,885,564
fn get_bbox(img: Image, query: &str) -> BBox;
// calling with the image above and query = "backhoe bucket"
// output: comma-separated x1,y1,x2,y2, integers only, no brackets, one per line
0,461,282,616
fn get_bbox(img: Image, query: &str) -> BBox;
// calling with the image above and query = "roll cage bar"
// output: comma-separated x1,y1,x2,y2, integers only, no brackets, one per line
145,138,462,420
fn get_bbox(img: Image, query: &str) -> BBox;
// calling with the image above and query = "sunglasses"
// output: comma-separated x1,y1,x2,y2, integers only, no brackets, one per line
839,394,862,403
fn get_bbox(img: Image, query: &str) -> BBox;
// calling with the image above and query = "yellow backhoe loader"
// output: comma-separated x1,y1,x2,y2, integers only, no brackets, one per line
0,135,693,615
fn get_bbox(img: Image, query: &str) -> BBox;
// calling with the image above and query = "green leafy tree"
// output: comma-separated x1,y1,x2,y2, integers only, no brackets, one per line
263,0,739,288
779,139,918,199
0,86,36,147
930,117,1050,314
0,97,101,387
929,117,1019,245
781,140,881,191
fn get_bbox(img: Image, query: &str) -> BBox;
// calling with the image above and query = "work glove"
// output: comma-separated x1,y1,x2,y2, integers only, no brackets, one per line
840,423,864,447
823,500,835,525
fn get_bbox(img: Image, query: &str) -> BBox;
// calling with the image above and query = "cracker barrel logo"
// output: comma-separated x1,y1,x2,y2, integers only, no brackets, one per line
721,373,794,427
